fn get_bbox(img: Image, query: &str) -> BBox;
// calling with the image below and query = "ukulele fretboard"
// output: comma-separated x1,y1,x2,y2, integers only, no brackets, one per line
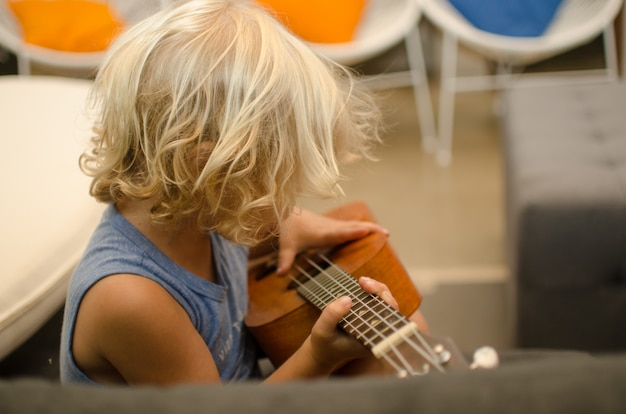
295,259,419,358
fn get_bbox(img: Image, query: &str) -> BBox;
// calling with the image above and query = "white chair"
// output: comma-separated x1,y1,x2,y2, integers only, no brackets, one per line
420,0,623,165
0,0,168,76
307,0,437,153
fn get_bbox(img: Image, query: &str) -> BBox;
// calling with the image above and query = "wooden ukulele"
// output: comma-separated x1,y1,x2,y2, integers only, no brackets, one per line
246,201,473,377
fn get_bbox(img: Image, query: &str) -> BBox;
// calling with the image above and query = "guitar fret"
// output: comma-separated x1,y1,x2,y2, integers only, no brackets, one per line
296,261,415,351
344,313,408,347
301,268,355,308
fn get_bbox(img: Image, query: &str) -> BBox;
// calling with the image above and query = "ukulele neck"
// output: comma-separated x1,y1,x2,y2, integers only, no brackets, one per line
292,254,470,376
295,261,417,358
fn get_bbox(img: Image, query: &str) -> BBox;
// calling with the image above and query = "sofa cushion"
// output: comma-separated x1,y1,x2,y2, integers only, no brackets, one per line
8,0,124,52
504,82,626,350
505,83,626,290
0,353,624,414
256,0,365,43
449,0,563,37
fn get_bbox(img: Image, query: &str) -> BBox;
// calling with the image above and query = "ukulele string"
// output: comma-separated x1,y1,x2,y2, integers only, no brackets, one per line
315,254,444,372
314,254,444,373
292,254,442,374
290,263,412,375
295,258,441,375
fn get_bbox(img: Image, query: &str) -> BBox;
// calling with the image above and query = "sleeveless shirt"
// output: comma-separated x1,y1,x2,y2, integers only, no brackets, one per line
60,205,259,384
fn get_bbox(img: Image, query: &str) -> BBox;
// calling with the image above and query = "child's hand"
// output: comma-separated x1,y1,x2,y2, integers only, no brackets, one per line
276,209,388,275
305,276,399,371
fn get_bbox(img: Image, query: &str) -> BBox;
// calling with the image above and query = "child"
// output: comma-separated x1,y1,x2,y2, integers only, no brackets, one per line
60,0,419,385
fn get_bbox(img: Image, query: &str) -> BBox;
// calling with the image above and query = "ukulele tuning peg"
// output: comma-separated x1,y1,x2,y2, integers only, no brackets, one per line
433,343,452,365
470,346,499,370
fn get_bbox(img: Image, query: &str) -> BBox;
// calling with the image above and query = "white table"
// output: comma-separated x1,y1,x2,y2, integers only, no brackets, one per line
0,76,104,360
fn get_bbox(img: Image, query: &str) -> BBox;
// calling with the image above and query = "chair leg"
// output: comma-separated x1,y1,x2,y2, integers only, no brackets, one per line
436,31,458,166
602,24,619,81
404,23,437,153
16,52,31,76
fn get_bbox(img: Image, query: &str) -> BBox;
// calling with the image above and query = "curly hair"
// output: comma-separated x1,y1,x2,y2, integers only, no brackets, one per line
81,0,382,246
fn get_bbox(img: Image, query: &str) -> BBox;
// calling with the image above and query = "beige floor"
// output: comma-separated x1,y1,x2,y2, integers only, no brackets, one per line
298,84,506,277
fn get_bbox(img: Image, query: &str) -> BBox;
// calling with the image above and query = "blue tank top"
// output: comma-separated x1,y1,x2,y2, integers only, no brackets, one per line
60,205,259,384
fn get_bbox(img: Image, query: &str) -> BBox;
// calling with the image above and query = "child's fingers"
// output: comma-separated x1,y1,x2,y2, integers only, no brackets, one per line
358,276,399,310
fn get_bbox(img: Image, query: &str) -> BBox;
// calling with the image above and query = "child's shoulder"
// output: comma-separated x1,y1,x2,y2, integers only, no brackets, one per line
84,273,179,321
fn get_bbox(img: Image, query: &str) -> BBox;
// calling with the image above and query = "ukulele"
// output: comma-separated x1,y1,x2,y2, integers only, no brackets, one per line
246,201,474,377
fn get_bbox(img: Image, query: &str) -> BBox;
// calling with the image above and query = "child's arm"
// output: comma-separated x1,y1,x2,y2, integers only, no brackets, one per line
72,274,222,385
72,210,395,385
73,272,398,385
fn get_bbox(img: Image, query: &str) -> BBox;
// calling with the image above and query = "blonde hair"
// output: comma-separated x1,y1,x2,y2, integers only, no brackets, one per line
81,0,382,245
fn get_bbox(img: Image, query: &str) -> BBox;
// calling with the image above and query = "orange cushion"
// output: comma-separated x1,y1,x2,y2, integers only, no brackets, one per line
257,0,366,43
7,0,124,52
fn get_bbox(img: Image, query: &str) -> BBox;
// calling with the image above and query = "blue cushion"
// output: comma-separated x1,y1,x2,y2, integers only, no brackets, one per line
449,0,563,37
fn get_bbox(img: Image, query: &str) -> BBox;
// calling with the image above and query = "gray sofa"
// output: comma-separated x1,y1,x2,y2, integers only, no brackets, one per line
504,82,626,351
2,311,624,413
1,352,625,414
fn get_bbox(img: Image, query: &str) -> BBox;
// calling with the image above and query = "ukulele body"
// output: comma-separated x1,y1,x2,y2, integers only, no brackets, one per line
245,201,422,368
